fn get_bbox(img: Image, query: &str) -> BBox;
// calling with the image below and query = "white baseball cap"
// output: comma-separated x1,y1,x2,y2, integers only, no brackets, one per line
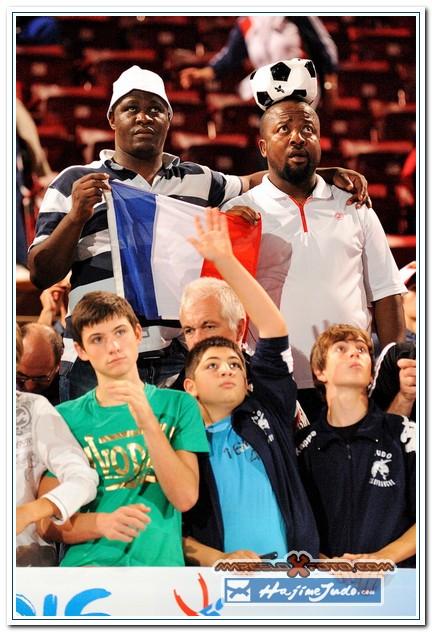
107,65,173,119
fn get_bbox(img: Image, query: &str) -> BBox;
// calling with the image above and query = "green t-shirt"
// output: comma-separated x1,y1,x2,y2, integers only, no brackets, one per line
56,384,208,567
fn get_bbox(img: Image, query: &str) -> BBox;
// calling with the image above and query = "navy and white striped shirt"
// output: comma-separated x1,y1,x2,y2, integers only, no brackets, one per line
30,150,242,365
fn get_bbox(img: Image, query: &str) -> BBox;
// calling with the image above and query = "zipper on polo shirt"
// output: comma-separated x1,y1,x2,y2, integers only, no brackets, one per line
290,197,309,233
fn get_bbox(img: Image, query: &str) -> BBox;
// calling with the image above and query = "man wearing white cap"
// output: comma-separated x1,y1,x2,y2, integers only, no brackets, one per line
28,65,370,401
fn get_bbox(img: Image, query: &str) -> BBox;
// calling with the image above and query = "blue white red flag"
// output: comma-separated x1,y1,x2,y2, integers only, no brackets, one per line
107,180,261,321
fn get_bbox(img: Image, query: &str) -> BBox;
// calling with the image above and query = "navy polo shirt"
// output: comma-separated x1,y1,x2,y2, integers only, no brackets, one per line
296,403,416,567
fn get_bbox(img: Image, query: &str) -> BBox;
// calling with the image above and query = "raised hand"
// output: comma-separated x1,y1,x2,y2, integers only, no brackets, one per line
397,358,416,403
103,381,156,431
188,208,234,263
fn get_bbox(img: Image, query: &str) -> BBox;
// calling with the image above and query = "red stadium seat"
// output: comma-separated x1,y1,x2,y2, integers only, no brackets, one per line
170,131,262,175
329,97,376,141
206,93,261,141
196,17,238,51
340,139,412,184
347,25,416,62
369,101,416,142
167,90,210,135
57,16,121,49
75,126,115,164
36,123,83,172
83,49,159,87
30,84,109,129
338,60,402,102
16,45,71,89
119,16,199,54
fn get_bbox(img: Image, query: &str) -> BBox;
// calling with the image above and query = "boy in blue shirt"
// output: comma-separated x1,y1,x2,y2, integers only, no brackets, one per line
182,208,318,564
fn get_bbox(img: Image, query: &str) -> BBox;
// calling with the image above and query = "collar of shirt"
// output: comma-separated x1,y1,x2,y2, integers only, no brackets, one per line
206,416,232,435
314,401,385,450
99,149,180,174
261,173,334,203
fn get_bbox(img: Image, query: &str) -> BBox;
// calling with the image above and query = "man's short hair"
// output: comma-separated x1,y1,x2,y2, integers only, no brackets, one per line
185,336,246,379
310,324,374,395
180,277,246,334
21,322,64,365
71,291,139,347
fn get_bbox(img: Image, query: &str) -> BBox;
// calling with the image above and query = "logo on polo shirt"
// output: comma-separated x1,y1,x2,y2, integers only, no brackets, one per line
251,410,274,443
400,419,416,453
369,450,396,488
334,212,345,220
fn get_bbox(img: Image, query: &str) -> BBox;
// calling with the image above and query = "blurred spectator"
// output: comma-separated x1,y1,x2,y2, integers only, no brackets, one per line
16,99,55,265
16,16,60,45
17,323,63,406
16,324,98,567
395,147,416,235
399,261,416,343
180,16,338,109
37,277,71,336
370,341,416,420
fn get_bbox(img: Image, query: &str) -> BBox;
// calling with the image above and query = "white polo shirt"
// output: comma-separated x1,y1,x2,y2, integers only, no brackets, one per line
222,175,406,389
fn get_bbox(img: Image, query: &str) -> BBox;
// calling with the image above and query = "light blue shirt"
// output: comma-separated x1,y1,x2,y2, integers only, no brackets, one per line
206,416,287,557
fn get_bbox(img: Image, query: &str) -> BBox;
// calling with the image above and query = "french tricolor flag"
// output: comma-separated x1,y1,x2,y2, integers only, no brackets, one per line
107,180,261,321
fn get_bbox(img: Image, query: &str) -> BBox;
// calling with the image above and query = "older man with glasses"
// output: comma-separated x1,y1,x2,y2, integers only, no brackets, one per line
16,323,63,406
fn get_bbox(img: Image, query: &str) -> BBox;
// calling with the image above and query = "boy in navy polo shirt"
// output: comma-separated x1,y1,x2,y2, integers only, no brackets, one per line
296,324,416,567
182,208,318,565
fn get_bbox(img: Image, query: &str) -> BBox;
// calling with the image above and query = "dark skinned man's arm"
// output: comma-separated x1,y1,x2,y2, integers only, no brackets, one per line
28,173,110,289
373,294,406,348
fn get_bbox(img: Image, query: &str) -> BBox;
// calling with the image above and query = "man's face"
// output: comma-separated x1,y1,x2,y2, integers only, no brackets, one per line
185,346,248,411
17,338,58,394
75,317,142,380
315,337,372,391
109,90,170,159
259,100,321,185
180,296,243,350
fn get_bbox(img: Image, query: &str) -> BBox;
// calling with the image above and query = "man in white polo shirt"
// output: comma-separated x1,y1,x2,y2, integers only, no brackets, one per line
222,96,406,421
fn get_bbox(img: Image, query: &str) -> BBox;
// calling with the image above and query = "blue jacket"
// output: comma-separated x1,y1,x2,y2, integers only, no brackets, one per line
296,403,416,567
183,336,320,557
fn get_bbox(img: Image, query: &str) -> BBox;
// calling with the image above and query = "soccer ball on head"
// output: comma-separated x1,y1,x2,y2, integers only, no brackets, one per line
250,58,318,111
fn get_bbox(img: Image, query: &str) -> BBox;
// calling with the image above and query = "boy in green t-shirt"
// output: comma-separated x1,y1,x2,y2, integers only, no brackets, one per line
38,291,208,566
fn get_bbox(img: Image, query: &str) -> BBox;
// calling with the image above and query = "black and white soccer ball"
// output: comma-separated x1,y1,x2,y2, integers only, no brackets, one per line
250,58,318,111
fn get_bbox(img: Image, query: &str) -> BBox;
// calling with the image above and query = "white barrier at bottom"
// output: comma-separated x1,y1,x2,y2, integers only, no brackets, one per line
12,567,418,623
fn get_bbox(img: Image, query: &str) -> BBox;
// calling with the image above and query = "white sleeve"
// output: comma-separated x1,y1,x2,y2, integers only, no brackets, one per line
222,174,243,203
360,207,407,302
32,397,98,523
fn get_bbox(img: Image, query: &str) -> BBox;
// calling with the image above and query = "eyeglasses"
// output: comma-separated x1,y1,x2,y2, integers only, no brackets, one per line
16,367,57,386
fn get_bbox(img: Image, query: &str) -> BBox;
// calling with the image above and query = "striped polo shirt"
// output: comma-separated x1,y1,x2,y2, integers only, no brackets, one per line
30,150,242,367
